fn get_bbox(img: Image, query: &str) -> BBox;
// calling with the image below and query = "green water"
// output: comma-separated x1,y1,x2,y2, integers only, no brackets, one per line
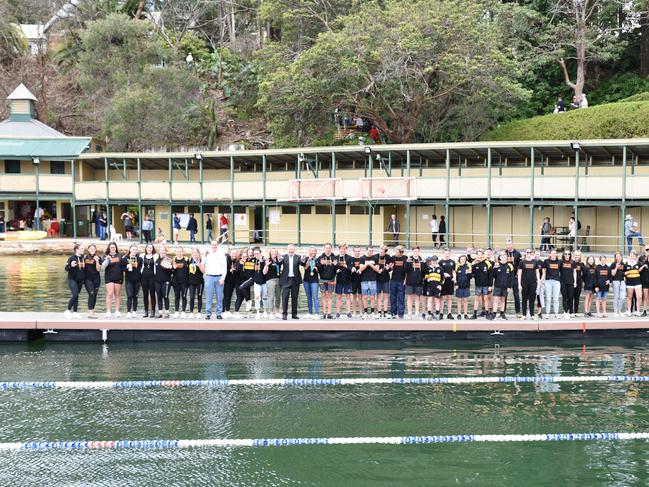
0,341,649,485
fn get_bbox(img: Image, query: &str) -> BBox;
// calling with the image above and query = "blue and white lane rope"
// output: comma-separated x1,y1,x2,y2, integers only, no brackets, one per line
3,432,649,450
2,375,649,390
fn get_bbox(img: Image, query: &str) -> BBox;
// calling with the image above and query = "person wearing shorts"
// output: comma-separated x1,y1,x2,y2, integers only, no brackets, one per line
404,247,424,319
641,246,649,317
350,247,363,317
491,253,513,320
623,251,644,317
454,254,472,319
335,244,354,319
595,255,611,317
581,256,597,318
375,246,392,318
316,243,337,319
360,246,379,318
423,255,443,319
438,248,456,319
471,249,492,319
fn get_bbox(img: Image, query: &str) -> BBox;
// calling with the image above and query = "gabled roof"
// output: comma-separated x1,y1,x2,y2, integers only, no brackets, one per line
0,136,91,160
0,118,64,137
7,84,37,101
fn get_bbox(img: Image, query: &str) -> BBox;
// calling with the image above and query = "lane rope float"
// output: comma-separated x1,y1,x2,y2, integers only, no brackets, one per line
3,432,649,451
1,375,649,390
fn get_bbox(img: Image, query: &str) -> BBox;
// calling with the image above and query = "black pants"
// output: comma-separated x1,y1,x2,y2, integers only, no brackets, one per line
235,286,250,311
541,236,551,251
561,282,575,313
141,274,155,312
189,283,203,313
505,278,521,314
155,280,171,311
521,281,536,317
282,279,299,317
432,233,438,246
126,280,141,312
67,279,83,312
223,281,235,312
573,284,582,314
85,277,100,310
143,229,152,243
172,282,188,312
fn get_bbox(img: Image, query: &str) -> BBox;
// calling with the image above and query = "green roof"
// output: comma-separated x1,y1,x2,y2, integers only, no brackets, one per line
0,137,91,160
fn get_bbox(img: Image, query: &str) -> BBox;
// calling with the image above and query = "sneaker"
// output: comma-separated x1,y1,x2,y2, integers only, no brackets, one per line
313,314,320,320
516,314,523,319
222,311,231,319
464,314,470,320
457,314,462,320
304,313,311,320
537,312,543,319
486,312,494,321
406,314,411,320
571,313,577,318
180,312,186,319
114,311,121,318
634,311,641,317
172,312,179,319
263,312,269,319
531,315,538,321
447,313,453,320
596,313,602,318
73,312,81,319
205,314,211,320
420,313,426,320
554,314,560,320
603,313,608,318
500,312,508,320
269,313,275,320
347,313,353,319
255,312,261,320
564,312,570,320
216,314,223,320
625,311,632,317
64,310,72,319
614,312,619,318
643,310,648,317
545,314,550,320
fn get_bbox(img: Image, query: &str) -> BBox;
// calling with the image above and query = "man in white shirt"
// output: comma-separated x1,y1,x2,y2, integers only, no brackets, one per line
200,240,227,319
430,214,439,248
625,215,644,254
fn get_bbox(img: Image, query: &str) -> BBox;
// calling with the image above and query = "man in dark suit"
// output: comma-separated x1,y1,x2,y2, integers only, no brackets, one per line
279,244,303,319
387,214,400,244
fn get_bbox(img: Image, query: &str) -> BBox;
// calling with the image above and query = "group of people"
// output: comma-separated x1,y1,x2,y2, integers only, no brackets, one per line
554,94,588,113
64,238,649,321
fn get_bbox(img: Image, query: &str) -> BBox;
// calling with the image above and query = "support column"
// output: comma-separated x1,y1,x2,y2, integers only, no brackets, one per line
168,157,173,241
137,158,142,243
34,161,40,231
199,156,204,243
529,148,535,248
487,148,492,248
331,151,336,246
368,148,373,245
104,157,111,233
71,159,77,239
297,205,302,247
445,149,450,247
230,156,235,245
262,155,267,245
622,146,627,250
574,149,580,251
406,150,411,247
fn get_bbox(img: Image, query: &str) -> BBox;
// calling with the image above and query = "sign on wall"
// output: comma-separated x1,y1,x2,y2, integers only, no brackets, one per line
235,213,248,227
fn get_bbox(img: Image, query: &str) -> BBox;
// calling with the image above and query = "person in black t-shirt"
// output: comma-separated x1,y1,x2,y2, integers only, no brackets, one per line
559,249,577,318
517,249,539,319
504,239,523,317
350,246,363,317
542,249,561,318
389,246,408,318
102,241,124,318
423,256,444,319
317,243,337,319
376,245,392,318
84,243,102,318
491,253,514,320
438,248,456,320
252,247,268,319
595,255,611,317
470,249,492,319
582,255,597,318
187,248,204,317
404,247,424,319
360,246,380,318
170,246,188,318
573,250,585,315
123,243,143,318
335,244,354,318
64,243,86,318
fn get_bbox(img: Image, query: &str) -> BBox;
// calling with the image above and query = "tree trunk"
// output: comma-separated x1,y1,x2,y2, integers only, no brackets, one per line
641,4,649,77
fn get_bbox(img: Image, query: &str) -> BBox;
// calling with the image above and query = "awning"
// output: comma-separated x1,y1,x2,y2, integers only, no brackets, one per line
0,137,91,160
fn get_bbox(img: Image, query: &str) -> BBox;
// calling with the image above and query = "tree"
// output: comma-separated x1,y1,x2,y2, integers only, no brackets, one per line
258,0,529,146
78,13,205,149
0,1,27,65
548,0,633,99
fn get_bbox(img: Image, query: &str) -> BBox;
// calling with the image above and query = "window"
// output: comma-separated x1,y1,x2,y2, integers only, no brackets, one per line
5,160,20,174
281,206,297,214
299,205,313,215
315,205,331,215
349,205,369,215
50,161,65,174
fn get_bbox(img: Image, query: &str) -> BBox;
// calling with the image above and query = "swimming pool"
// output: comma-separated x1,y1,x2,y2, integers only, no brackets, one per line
1,341,648,484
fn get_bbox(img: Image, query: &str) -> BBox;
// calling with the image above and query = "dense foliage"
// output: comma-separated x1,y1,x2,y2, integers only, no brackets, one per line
0,0,648,149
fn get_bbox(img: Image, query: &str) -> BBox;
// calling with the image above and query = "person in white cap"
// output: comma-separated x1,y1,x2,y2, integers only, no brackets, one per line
625,215,644,254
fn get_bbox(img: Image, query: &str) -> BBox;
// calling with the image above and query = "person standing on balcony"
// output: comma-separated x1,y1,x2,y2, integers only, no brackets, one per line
219,213,229,240
173,213,181,244
187,213,198,243
387,214,400,245
540,217,552,251
625,215,644,254
438,216,446,247
99,211,107,241
121,211,134,240
430,214,439,248
205,214,213,242
142,214,153,243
